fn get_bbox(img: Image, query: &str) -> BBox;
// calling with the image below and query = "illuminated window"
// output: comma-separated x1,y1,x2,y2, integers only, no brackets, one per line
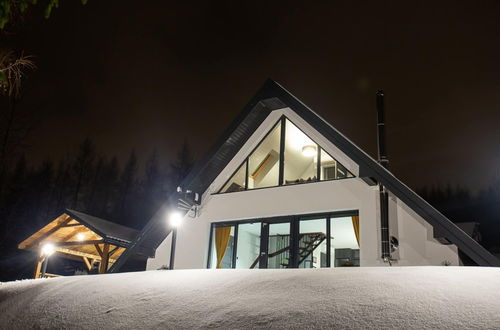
219,117,353,193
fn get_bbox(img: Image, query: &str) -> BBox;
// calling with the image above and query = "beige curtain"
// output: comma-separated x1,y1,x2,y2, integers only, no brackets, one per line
352,216,360,247
215,226,232,268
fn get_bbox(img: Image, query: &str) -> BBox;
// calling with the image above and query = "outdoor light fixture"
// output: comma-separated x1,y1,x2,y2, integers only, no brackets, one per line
40,243,56,278
41,243,55,256
168,210,184,270
76,233,85,241
169,211,183,227
302,145,317,157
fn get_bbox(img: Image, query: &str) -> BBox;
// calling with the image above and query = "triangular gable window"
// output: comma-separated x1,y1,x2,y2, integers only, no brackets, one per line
219,117,353,193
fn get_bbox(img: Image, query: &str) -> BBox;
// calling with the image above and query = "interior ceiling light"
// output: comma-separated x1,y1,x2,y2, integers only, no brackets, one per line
76,233,85,241
302,145,317,157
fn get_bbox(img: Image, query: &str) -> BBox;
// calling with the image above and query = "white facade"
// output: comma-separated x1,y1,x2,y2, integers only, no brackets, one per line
147,107,458,270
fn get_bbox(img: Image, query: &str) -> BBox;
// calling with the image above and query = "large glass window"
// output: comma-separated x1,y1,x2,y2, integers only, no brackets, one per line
218,116,354,193
298,218,328,268
267,222,291,269
330,217,360,267
209,225,235,269
284,119,318,185
220,163,246,193
247,123,281,189
209,213,360,269
320,149,353,180
235,223,261,269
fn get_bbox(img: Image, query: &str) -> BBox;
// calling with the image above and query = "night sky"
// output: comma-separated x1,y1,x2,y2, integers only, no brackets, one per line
3,1,500,192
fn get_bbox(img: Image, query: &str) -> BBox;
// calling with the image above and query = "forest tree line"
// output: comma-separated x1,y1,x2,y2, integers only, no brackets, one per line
0,138,194,258
417,183,500,250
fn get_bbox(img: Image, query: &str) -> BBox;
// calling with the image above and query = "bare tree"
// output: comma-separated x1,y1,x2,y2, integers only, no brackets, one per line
0,50,34,191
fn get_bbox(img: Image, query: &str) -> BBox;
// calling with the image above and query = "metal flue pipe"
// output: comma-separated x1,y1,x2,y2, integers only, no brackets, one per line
376,90,391,263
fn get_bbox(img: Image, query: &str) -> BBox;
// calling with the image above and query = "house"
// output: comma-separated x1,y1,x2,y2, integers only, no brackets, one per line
110,80,500,271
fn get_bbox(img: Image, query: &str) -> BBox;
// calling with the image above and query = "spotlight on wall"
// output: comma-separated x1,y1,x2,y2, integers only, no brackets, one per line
169,211,183,227
41,243,56,256
76,233,85,241
301,145,317,157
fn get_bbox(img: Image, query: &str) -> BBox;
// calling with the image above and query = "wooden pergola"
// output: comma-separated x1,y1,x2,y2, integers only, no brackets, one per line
19,209,138,278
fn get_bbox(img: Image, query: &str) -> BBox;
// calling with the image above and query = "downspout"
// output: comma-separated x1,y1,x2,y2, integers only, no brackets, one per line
376,90,391,263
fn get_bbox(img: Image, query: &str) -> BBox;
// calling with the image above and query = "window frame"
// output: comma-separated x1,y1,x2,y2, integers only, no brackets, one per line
216,115,354,194
206,210,359,269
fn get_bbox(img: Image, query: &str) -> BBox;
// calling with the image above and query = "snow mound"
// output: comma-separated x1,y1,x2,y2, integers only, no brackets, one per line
1,267,500,329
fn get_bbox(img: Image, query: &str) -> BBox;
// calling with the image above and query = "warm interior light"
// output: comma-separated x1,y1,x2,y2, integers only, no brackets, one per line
41,243,55,256
76,233,85,241
302,145,317,157
169,211,183,227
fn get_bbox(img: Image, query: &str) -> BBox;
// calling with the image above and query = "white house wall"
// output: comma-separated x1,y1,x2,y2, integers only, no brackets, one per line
147,107,459,269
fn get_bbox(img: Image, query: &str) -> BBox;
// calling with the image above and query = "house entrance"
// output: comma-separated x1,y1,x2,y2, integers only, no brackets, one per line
208,211,360,269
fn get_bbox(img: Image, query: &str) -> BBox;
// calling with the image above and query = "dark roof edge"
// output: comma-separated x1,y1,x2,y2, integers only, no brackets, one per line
64,209,134,247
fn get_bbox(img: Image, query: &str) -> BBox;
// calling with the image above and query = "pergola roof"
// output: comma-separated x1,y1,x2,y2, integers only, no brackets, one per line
19,210,139,265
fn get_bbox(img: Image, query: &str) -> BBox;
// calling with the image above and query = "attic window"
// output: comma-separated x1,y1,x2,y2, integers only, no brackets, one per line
219,117,353,194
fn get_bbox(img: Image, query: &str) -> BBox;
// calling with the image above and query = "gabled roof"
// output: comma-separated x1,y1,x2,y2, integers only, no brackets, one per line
110,79,500,270
65,209,138,244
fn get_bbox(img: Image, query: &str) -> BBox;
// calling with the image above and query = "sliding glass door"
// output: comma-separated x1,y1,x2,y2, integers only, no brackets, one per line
208,212,360,269
298,217,328,268
259,221,292,269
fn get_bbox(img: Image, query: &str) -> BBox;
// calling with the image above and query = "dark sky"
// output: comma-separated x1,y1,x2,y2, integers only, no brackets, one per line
3,1,500,192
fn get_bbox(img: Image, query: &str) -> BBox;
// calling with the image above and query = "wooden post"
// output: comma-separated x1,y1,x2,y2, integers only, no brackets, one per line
34,255,45,279
82,257,92,271
98,243,110,274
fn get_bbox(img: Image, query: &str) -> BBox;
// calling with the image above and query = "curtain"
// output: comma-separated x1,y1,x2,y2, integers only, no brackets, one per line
352,216,360,247
215,226,232,268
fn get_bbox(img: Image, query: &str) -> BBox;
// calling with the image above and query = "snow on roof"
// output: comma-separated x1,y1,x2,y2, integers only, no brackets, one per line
1,267,499,329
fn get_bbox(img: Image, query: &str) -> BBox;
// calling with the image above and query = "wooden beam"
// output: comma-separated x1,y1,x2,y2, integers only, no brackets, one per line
53,240,104,247
99,243,110,274
108,246,119,257
54,247,117,263
33,255,45,279
60,226,88,242
94,244,103,258
21,215,72,249
60,223,85,228
82,256,92,271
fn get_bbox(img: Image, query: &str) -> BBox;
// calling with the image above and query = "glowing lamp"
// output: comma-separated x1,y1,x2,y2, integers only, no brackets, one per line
76,233,85,241
301,145,317,157
41,243,55,256
169,211,183,227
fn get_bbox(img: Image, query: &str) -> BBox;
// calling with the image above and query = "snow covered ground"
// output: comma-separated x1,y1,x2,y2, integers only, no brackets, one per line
1,267,500,329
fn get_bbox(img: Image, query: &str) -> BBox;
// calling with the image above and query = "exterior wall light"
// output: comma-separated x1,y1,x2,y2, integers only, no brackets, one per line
168,210,184,270
169,211,183,227
302,145,317,157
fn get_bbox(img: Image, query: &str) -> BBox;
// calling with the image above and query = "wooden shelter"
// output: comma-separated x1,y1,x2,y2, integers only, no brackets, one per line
19,209,139,278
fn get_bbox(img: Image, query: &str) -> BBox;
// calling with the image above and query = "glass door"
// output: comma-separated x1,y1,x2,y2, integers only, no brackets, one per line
298,217,329,268
259,220,293,269
208,212,360,269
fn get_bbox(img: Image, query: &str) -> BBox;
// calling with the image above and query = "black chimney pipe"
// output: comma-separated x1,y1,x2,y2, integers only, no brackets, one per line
376,90,391,262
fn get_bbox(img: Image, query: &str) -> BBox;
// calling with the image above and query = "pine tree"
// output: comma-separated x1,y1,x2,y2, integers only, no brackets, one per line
168,139,194,192
72,138,96,210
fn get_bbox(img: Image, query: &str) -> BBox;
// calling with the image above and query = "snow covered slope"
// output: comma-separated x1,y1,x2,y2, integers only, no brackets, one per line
1,267,500,329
